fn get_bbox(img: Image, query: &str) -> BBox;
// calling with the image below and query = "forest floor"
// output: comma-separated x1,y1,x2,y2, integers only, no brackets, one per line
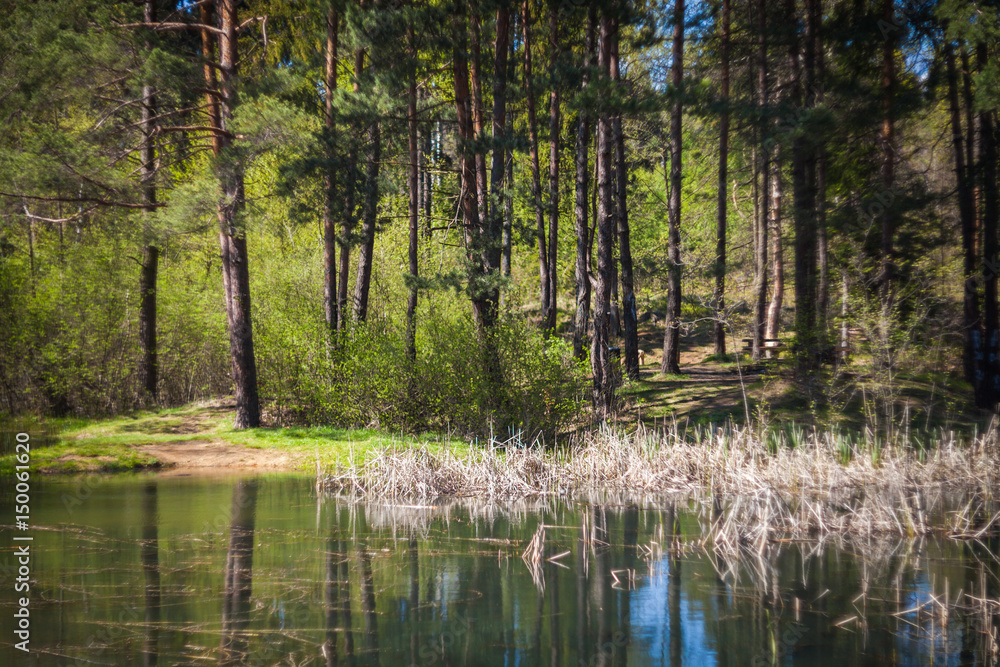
606,318,978,435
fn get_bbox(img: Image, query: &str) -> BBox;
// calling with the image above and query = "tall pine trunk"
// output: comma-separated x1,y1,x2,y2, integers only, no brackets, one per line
945,41,979,386
470,9,489,222
878,0,896,346
612,20,638,380
139,0,158,401
491,7,511,281
573,8,596,360
978,44,1000,407
212,0,259,429
339,49,366,329
323,5,339,336
353,121,381,323
593,11,616,413
815,23,829,341
523,1,549,329
545,7,561,333
661,0,684,375
752,0,769,362
765,158,783,344
713,0,730,358
791,0,819,367
405,23,418,362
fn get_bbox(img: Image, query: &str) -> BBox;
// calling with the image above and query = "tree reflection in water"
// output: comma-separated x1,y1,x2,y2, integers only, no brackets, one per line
141,481,161,667
220,479,258,666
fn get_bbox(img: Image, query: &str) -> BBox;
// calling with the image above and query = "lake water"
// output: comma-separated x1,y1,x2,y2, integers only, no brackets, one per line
1,473,997,665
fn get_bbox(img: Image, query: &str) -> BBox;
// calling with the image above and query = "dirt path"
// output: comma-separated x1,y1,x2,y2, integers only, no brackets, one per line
138,439,294,473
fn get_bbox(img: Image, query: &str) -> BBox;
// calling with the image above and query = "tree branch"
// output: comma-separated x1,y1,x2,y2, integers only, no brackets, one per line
1,192,161,210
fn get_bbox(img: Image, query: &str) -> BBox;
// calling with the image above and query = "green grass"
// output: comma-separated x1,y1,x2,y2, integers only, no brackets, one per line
222,425,471,471
0,401,471,474
0,441,162,474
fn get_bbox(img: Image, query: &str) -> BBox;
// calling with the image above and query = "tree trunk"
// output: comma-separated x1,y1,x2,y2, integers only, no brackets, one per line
765,158,783,344
523,1,549,329
661,0,684,375
545,6,561,333
815,22,829,342
491,7,511,281
454,1,490,327
592,11,615,413
502,16,516,281
573,8,596,361
978,44,999,408
945,40,979,386
339,48,366,330
612,20,638,380
212,0,260,429
323,5,339,337
405,23,418,362
353,121,381,323
878,0,896,346
470,8,489,222
752,0,769,362
139,0,158,401
713,0,730,358
791,0,819,367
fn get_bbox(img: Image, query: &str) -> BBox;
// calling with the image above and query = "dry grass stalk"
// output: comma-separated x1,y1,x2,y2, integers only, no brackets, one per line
319,422,1000,540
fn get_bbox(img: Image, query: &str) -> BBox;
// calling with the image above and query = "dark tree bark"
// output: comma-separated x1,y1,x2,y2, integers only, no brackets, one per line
791,0,819,367
491,6,511,280
523,0,549,329
573,8,597,361
612,20,638,380
752,0,769,362
878,0,896,344
470,8,489,222
661,0,684,375
353,121,381,323
405,23,418,362
977,44,999,407
323,5,340,337
502,16,516,281
545,6,561,333
339,48,366,329
815,25,829,341
212,0,259,429
945,40,979,386
592,11,615,413
713,0,730,358
453,1,495,329
139,0,159,402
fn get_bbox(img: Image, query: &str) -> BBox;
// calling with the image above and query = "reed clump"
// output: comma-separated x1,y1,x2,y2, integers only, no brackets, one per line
319,421,1000,539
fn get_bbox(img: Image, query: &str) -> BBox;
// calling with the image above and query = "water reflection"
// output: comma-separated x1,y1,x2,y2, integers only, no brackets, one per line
141,481,161,666
3,475,998,666
220,479,258,665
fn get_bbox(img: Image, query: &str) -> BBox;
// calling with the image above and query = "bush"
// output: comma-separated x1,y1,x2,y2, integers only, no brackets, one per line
255,299,588,440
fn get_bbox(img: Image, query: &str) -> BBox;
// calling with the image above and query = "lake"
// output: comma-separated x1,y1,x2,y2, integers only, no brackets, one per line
1,473,997,665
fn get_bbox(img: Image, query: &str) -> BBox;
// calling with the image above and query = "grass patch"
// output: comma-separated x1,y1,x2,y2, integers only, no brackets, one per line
0,401,472,474
0,441,161,474
222,425,471,470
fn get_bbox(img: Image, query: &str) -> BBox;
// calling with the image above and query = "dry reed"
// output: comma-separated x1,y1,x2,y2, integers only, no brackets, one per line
319,421,1000,539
